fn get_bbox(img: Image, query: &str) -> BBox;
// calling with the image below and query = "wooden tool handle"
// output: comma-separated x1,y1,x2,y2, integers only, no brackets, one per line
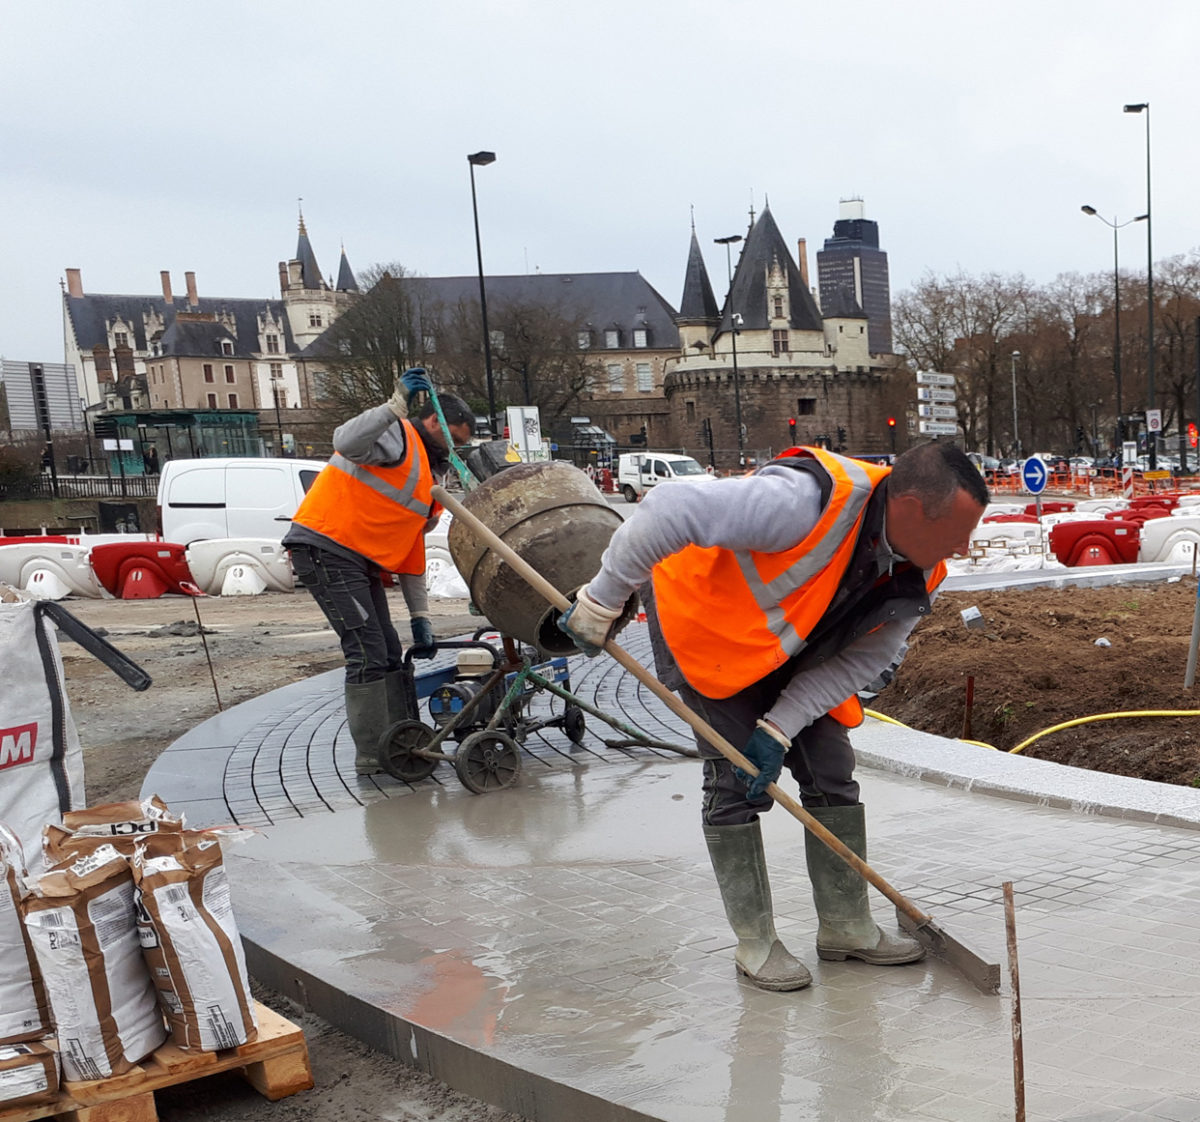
433,485,932,926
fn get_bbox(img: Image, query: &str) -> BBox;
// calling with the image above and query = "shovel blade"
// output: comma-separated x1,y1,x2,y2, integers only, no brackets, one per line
897,907,1001,995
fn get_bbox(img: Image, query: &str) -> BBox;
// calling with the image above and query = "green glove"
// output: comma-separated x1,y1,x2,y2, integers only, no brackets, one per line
410,616,436,658
733,721,791,801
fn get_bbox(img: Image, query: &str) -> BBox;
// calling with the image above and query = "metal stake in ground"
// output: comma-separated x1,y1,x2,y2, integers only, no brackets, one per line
434,484,1003,995
1003,882,1025,1121
182,584,222,712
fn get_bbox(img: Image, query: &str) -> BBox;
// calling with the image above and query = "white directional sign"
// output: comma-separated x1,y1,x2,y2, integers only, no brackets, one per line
918,404,958,419
918,420,959,436
917,387,957,403
916,371,956,387
1147,409,1162,433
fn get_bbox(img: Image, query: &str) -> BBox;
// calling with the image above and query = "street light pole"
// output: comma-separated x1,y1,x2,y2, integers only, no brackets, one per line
468,150,498,438
1081,206,1147,451
714,234,744,464
1011,350,1021,459
1124,102,1155,467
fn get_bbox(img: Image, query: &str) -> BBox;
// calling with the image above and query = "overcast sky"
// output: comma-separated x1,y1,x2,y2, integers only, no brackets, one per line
4,0,1199,364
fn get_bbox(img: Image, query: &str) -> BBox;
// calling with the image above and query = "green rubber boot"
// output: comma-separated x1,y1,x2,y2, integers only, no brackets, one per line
804,803,925,965
704,822,812,991
344,680,391,776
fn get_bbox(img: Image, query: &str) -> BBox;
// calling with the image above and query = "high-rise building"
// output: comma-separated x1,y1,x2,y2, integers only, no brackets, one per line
816,198,893,354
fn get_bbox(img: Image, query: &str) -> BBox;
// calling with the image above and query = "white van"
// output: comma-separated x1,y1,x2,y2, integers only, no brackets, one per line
156,457,326,544
616,452,715,503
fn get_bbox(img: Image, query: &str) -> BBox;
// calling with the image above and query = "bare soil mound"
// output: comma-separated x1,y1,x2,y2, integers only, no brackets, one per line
874,581,1200,788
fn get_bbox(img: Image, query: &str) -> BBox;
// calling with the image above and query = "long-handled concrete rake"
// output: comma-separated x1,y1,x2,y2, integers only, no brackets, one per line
435,484,1002,996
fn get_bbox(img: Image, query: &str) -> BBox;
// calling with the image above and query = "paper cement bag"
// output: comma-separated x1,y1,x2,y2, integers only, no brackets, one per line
0,600,86,876
22,844,166,1080
44,795,184,867
0,1040,59,1108
133,835,257,1051
0,824,50,1044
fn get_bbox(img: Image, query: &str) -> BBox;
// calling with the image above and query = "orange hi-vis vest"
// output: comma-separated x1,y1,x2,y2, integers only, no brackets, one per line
651,446,946,719
291,419,435,574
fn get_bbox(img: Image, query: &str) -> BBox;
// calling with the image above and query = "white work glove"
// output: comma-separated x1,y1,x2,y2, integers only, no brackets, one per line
557,584,624,657
387,382,409,420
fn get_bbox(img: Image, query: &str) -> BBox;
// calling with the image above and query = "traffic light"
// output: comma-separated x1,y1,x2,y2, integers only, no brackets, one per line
887,416,896,429
1190,423,1198,449
836,425,846,448
787,417,796,442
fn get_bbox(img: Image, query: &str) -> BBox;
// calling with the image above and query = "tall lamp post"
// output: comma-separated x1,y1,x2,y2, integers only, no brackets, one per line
714,234,744,463
468,150,498,437
1010,350,1021,459
1081,206,1147,451
1124,102,1155,467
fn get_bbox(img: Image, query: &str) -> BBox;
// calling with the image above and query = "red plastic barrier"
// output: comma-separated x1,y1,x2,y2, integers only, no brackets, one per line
984,514,1039,524
1049,520,1141,567
89,541,198,599
1105,507,1169,525
1025,501,1075,516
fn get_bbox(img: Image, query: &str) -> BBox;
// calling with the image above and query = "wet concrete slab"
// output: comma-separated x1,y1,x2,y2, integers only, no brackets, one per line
145,623,1200,1121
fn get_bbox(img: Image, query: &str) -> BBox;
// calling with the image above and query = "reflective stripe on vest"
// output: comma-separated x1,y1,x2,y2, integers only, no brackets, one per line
652,447,892,699
732,454,878,660
327,452,430,518
291,419,434,573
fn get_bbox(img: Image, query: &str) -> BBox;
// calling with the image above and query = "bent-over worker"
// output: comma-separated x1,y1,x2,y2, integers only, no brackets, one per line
559,442,987,990
284,370,475,775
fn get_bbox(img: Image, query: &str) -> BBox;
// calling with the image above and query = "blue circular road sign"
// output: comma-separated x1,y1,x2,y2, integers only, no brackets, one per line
1021,456,1048,495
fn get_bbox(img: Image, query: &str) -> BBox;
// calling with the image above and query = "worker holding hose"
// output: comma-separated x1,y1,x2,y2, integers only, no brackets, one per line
559,441,987,991
284,369,475,775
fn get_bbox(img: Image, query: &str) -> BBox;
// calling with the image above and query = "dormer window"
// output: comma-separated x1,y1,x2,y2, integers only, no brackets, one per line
633,329,648,348
604,329,620,349
266,334,280,354
577,331,591,350
114,332,128,348
222,340,234,356
773,296,784,319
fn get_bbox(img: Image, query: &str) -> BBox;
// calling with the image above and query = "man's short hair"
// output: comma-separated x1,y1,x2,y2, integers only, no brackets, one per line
418,394,476,437
889,442,989,515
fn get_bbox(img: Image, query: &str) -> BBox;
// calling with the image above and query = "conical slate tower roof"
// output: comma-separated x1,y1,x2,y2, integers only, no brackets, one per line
295,214,323,290
677,231,720,323
336,247,359,293
722,206,823,333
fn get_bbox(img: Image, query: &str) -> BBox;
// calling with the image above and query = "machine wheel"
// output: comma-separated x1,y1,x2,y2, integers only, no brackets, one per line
563,705,586,744
454,731,522,794
378,719,440,783
622,484,638,503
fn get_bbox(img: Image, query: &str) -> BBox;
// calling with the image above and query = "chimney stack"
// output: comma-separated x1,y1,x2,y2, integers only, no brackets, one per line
185,271,199,307
797,239,810,289
161,270,174,303
66,268,83,298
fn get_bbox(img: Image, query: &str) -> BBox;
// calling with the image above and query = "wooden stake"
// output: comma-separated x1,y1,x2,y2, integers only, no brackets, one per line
1003,881,1025,1122
961,675,975,740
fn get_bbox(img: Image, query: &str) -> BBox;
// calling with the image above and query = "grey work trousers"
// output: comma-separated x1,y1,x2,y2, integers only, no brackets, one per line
288,543,404,685
641,583,859,827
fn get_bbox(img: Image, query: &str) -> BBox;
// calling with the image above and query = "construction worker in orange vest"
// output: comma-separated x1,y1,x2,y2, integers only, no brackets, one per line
559,442,987,990
285,369,475,776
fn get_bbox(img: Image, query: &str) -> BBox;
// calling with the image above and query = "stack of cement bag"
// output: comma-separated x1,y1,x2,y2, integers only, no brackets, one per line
0,796,258,1102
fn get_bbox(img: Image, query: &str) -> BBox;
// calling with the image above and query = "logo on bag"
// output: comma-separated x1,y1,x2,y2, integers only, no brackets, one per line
0,723,37,770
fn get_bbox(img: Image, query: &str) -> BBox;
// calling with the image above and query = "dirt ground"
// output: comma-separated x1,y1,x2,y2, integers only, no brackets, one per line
54,590,525,1122
875,580,1200,787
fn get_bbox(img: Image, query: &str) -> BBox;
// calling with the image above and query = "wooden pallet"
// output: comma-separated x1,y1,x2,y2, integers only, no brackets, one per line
0,1002,313,1122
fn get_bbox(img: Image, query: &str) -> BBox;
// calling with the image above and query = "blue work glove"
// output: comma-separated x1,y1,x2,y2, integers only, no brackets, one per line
733,721,791,801
556,584,624,657
400,367,433,400
409,615,436,658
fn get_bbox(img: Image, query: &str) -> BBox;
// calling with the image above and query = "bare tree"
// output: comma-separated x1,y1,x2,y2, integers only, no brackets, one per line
309,264,431,421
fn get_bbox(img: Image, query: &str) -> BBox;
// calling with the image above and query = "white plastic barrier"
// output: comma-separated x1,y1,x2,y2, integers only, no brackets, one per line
1137,514,1200,564
982,503,1024,519
0,544,105,600
1074,498,1127,516
185,539,294,597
